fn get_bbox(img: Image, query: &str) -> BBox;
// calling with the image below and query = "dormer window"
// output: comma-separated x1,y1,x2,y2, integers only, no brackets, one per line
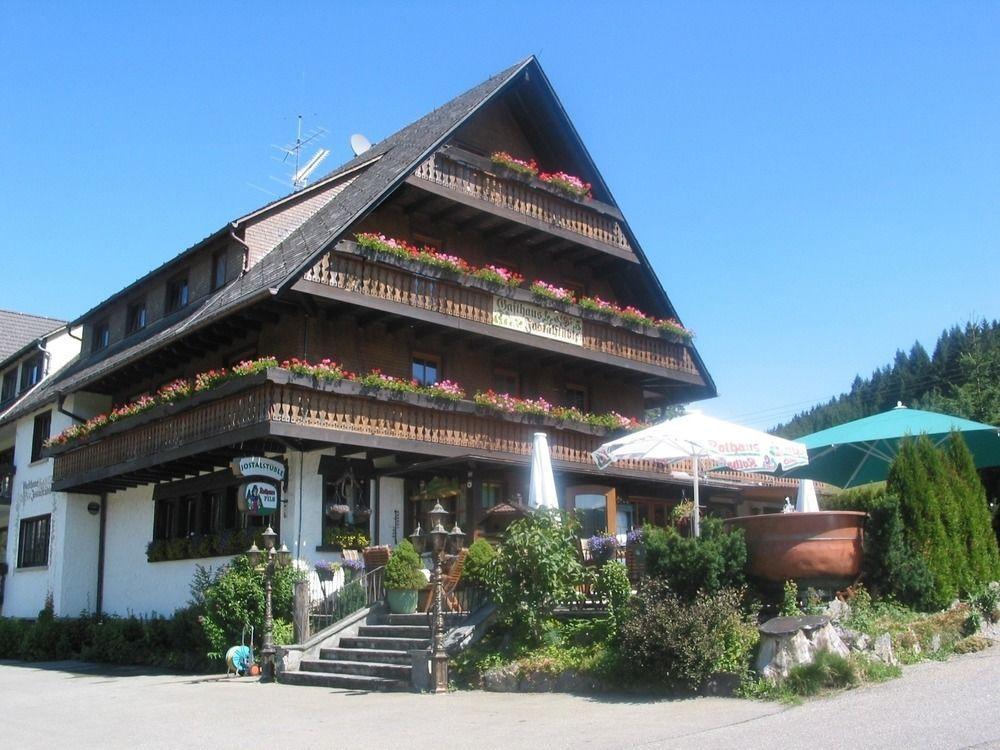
166,275,189,313
126,300,147,334
1,369,16,403
211,251,228,291
20,353,44,391
92,320,111,352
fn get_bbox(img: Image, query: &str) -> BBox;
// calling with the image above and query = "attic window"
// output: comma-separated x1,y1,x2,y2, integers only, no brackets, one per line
126,301,147,334
92,320,111,353
211,251,228,291
166,275,189,313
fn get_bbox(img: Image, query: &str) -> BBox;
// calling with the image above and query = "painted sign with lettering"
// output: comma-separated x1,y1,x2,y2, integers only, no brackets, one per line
491,296,583,346
230,457,285,483
238,481,280,516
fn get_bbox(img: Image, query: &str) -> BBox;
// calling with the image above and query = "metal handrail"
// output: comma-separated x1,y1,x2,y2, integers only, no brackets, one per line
309,565,385,633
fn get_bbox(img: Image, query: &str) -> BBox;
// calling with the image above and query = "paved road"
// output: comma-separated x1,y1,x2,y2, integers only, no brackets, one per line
2,646,999,749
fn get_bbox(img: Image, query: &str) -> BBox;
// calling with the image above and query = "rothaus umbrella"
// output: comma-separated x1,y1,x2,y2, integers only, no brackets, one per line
784,403,1000,488
593,411,809,536
528,432,560,511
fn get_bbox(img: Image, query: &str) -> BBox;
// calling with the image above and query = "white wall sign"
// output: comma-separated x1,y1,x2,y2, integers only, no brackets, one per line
491,296,583,346
231,456,285,482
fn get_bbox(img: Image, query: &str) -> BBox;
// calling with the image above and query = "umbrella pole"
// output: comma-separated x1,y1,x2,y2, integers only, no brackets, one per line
692,455,700,538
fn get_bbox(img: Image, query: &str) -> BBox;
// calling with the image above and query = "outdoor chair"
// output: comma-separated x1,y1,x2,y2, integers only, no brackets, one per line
362,545,390,570
423,547,468,613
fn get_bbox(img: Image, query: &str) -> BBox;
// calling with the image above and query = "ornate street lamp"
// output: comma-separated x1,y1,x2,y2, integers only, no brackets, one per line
246,525,291,682
427,506,465,693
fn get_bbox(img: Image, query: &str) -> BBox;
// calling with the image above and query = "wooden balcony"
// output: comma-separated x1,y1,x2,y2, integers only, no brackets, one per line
296,241,705,385
50,370,793,495
406,146,637,261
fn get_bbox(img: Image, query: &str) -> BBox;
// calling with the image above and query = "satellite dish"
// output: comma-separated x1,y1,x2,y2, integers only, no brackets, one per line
350,133,372,156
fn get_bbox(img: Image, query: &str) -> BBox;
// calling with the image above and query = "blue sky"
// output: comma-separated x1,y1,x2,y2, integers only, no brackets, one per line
2,2,997,429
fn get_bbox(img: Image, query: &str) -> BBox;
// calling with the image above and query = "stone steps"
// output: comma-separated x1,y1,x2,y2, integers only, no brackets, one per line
339,635,430,651
319,647,411,664
278,670,409,692
357,624,431,639
299,658,412,679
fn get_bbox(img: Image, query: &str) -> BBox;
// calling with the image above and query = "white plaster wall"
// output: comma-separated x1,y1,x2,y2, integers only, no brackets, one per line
283,449,352,570
44,328,80,375
101,485,228,617
377,477,405,547
58,494,100,615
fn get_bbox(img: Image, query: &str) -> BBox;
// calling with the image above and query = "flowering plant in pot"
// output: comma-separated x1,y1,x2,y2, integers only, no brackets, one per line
588,533,619,566
384,540,427,614
490,151,538,178
538,170,592,199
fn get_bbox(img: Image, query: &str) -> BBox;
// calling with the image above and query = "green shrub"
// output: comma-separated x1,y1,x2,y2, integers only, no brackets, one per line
594,561,632,638
779,580,801,616
618,579,758,691
485,509,588,643
384,540,427,590
830,487,936,609
199,554,301,659
643,517,747,601
463,538,498,587
784,650,858,696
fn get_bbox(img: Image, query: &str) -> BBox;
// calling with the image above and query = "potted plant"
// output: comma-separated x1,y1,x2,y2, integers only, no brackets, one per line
384,540,427,614
624,527,645,581
588,533,619,566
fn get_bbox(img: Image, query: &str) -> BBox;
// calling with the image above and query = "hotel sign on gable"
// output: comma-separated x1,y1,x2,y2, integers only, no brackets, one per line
491,296,583,346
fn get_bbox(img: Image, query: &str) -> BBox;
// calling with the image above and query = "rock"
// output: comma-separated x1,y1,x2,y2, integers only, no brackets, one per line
756,615,843,681
811,623,850,659
825,598,851,623
930,633,942,653
839,628,871,652
480,664,520,692
873,633,897,666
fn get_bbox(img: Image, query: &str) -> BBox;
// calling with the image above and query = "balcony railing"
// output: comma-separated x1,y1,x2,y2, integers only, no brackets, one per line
409,146,635,258
51,371,795,493
301,242,702,381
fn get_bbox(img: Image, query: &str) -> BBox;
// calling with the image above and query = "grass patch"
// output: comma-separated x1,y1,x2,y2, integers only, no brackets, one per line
953,635,992,654
784,650,859,696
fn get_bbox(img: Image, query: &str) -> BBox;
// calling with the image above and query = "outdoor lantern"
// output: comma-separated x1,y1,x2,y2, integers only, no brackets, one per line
409,523,424,554
261,526,277,551
428,501,448,530
447,523,465,554
246,542,262,567
430,521,449,554
277,543,292,567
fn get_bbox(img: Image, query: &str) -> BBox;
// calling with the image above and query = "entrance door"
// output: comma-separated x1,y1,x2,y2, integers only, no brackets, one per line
565,485,617,537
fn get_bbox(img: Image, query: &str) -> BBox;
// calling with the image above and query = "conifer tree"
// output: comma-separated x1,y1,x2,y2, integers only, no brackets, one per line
943,431,1000,586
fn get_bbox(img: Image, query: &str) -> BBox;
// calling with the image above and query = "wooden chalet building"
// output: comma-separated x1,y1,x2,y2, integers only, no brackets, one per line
1,57,796,618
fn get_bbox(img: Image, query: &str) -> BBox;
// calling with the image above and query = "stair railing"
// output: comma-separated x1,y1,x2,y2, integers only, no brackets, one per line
307,565,385,636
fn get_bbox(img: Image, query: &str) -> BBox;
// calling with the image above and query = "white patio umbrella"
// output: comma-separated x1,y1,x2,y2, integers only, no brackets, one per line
593,411,809,536
528,432,560,511
795,479,820,513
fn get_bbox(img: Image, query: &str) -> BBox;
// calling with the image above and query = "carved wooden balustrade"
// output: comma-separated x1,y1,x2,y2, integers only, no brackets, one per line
51,373,796,492
410,147,634,256
302,243,701,379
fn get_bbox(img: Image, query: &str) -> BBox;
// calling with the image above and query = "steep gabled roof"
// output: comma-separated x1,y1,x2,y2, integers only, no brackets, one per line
6,55,717,423
1,58,534,423
0,310,66,364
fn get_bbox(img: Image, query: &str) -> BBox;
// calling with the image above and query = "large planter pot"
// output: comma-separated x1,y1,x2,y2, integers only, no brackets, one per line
724,511,867,589
386,589,419,614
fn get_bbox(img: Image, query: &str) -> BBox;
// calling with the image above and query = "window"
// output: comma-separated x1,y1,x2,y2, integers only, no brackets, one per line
480,480,504,509
492,369,519,396
126,300,147,334
31,411,51,462
565,384,588,412
152,486,246,542
411,354,440,386
17,514,50,568
0,447,14,502
1,369,16,403
211,251,228,291
19,353,44,391
166,275,190,313
92,320,110,352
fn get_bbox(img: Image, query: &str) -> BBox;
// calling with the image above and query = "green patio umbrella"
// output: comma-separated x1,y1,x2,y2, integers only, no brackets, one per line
784,403,1000,488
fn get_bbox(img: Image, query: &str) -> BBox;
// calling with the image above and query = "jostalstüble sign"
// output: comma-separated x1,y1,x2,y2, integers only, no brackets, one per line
231,456,286,482
491,296,583,346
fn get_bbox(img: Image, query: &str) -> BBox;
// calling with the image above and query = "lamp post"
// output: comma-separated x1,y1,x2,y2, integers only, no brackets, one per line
246,525,291,682
426,501,464,693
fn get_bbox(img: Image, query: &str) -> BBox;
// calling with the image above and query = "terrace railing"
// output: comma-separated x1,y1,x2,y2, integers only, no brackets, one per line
410,147,635,257
308,565,385,636
303,242,701,378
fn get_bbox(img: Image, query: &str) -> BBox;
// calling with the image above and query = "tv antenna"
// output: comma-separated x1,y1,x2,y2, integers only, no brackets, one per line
274,115,329,190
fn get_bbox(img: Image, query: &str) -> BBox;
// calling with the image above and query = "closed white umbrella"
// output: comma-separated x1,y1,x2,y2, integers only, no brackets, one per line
593,411,809,536
528,432,559,511
795,479,819,513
